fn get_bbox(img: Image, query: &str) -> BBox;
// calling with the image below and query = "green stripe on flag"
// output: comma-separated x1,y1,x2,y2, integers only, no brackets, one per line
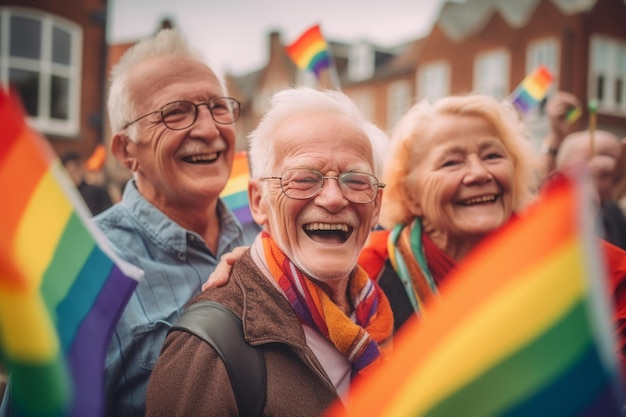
423,301,592,417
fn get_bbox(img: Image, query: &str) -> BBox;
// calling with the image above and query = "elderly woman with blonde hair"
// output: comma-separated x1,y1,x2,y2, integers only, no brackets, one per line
360,93,540,330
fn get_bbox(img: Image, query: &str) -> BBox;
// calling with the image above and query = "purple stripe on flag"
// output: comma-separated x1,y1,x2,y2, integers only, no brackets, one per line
67,265,137,417
311,53,330,77
577,381,625,417
512,89,536,113
233,206,254,225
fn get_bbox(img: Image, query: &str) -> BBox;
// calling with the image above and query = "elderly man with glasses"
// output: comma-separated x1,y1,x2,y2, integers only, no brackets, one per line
96,29,258,417
146,87,394,416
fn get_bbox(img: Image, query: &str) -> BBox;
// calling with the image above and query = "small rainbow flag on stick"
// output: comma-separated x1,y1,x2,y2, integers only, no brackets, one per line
285,24,331,79
0,89,142,416
325,173,623,417
220,151,253,225
510,65,554,113
588,98,599,156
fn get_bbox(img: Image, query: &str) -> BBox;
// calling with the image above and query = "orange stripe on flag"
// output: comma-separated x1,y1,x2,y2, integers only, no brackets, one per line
286,25,326,61
0,126,51,244
229,151,250,177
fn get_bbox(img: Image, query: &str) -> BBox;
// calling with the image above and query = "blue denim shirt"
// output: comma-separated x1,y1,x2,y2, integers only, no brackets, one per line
0,180,258,417
97,181,258,417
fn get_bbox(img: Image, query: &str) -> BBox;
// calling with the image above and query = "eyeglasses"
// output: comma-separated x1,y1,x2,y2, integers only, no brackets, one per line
261,168,385,204
123,97,241,130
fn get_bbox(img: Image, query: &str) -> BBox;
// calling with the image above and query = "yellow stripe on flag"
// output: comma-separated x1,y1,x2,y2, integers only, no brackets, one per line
13,169,73,291
382,239,585,416
0,290,60,360
295,39,327,68
220,174,248,196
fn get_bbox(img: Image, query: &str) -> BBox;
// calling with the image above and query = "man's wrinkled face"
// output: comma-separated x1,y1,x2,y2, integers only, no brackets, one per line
124,56,236,210
252,111,381,282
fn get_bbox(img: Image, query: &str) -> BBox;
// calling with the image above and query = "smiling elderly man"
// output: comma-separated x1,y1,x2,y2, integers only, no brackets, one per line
146,87,394,417
93,29,258,417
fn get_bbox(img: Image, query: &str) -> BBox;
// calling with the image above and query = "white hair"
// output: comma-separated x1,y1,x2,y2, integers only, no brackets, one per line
107,29,226,140
247,87,389,180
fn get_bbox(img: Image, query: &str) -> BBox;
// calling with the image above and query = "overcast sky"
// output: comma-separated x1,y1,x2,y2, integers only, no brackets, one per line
107,0,447,76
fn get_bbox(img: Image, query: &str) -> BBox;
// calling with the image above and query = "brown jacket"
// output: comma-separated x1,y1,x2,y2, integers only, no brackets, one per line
146,251,342,416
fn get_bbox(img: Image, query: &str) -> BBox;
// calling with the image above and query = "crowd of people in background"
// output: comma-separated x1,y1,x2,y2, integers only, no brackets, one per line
61,150,115,216
1,26,626,416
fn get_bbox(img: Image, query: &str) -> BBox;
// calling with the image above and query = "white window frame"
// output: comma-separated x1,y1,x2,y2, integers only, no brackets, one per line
473,48,510,99
589,35,626,116
387,80,411,131
0,7,82,137
348,42,374,82
417,60,450,101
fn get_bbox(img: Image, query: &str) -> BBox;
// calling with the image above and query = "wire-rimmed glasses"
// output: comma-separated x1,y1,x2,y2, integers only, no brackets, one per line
123,97,241,130
261,168,385,204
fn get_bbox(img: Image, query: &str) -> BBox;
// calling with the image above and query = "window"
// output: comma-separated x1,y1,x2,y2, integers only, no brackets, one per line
590,35,626,115
417,61,450,101
0,8,82,136
473,49,510,99
348,42,374,81
387,80,411,131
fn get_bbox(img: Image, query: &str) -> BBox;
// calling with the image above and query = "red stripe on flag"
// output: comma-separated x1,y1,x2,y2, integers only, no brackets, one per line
534,65,554,88
0,90,27,164
286,25,325,61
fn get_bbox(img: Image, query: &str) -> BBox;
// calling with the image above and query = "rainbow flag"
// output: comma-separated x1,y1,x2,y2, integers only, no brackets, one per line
285,24,331,78
0,89,142,416
325,173,623,417
220,150,253,225
510,65,554,113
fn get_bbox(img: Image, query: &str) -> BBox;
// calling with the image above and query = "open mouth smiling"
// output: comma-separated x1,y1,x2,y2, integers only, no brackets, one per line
303,222,353,243
182,152,220,163
457,194,498,206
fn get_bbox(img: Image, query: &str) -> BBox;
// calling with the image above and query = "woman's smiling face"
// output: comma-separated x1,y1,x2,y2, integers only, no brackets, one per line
408,114,515,247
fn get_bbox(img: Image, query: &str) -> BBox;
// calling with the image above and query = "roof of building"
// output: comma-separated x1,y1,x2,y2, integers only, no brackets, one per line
438,0,599,41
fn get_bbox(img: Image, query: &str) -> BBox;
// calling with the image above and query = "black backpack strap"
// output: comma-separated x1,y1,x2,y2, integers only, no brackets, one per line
169,301,266,416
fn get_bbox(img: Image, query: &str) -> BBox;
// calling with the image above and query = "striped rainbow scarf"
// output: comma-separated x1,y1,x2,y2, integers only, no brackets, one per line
388,220,439,316
259,232,393,373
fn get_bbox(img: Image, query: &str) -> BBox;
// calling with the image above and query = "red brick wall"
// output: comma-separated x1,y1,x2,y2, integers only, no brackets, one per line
0,0,108,160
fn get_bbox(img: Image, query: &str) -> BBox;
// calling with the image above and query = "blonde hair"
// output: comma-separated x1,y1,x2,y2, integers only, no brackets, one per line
379,94,539,228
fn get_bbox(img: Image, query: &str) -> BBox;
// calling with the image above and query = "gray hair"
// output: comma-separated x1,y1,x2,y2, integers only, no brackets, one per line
247,87,389,180
107,29,225,140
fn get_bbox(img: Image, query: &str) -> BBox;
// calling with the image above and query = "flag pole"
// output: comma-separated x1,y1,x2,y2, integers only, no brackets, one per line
588,98,598,157
325,42,342,91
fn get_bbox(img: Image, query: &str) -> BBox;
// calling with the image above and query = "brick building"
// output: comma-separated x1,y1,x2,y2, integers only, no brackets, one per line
0,0,109,160
232,0,626,145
